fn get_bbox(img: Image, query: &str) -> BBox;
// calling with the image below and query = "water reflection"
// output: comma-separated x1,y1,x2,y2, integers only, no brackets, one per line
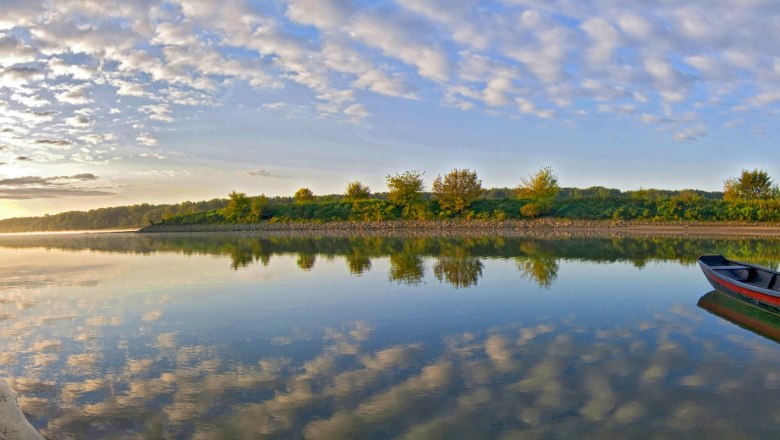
2,233,780,438
698,290,780,344
516,256,559,288
4,233,780,289
5,312,780,438
389,251,425,286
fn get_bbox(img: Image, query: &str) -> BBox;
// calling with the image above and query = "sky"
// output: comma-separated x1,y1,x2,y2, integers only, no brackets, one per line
1,0,780,218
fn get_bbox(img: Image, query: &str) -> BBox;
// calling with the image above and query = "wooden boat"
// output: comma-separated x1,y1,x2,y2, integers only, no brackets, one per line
697,290,780,344
698,255,780,312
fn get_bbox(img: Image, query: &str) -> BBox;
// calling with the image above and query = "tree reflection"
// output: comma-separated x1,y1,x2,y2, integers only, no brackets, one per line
345,253,372,275
297,253,316,270
515,240,560,288
433,245,483,288
6,233,780,277
516,256,559,288
389,252,425,285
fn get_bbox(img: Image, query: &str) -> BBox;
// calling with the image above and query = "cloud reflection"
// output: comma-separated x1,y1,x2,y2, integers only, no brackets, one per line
0,305,778,439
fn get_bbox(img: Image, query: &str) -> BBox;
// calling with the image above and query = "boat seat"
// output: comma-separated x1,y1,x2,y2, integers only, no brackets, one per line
710,265,750,271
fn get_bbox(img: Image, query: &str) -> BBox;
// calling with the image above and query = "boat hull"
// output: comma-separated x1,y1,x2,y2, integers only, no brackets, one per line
698,256,780,314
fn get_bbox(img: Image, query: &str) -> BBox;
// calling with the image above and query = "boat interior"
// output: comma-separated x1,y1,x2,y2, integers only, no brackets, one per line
701,255,778,288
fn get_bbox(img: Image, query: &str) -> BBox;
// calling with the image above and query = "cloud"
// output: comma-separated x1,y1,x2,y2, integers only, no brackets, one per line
0,173,111,199
136,133,158,147
0,35,37,66
54,84,92,105
47,57,93,80
11,92,50,108
1,0,780,183
139,104,173,123
0,66,44,87
34,139,72,148
244,169,289,178
673,124,708,141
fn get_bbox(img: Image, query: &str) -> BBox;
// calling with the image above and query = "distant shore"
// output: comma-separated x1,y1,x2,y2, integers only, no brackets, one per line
137,219,780,236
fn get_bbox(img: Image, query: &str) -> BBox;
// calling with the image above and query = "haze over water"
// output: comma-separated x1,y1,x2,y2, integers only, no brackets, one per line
2,232,780,439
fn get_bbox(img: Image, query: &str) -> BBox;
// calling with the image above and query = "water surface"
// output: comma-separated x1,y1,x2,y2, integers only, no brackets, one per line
2,232,780,439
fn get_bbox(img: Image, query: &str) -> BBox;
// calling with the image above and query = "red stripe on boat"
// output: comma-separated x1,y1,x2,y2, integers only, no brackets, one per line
707,272,780,306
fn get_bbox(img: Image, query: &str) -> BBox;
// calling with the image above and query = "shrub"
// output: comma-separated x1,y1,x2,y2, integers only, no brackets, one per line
221,191,250,222
345,181,371,201
386,170,425,218
432,168,483,215
520,202,545,218
516,167,560,217
294,187,314,204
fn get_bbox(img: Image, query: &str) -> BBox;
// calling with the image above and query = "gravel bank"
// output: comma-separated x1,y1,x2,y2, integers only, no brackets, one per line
138,219,780,236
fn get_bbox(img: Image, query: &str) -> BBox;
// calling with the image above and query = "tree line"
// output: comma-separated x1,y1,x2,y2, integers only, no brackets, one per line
204,167,777,224
0,199,227,233
1,168,777,232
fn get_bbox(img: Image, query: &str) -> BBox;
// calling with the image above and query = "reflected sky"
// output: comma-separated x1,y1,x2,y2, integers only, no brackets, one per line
1,233,780,438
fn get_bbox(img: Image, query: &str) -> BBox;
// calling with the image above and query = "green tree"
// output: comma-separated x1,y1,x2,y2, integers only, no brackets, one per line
724,169,778,201
432,168,483,215
344,181,371,201
516,167,561,218
294,187,314,204
386,170,425,217
247,194,269,222
221,191,250,222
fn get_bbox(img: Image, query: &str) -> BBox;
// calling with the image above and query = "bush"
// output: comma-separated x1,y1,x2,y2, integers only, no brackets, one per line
520,203,545,218
345,181,371,201
432,168,483,215
294,187,314,204
386,170,425,218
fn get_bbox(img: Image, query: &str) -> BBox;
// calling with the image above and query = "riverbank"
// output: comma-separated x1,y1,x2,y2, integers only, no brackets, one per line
138,219,780,236
0,379,44,440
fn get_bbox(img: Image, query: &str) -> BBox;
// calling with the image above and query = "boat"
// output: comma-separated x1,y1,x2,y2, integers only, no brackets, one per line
697,290,780,344
698,255,780,312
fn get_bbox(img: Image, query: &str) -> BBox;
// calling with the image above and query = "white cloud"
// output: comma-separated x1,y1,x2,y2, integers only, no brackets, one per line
581,17,619,66
47,58,94,81
11,93,49,108
505,13,570,84
0,67,44,87
673,124,708,141
136,133,158,147
54,84,92,105
516,97,554,118
139,104,173,123
0,35,37,66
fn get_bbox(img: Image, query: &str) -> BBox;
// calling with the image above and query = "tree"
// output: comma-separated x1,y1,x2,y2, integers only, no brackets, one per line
221,191,250,222
344,181,371,201
516,167,561,218
432,168,483,214
723,169,778,201
294,187,314,204
386,170,425,216
247,195,269,222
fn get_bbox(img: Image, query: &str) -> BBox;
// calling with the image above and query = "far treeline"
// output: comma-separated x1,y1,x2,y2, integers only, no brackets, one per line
163,168,780,225
0,199,228,233
1,168,777,233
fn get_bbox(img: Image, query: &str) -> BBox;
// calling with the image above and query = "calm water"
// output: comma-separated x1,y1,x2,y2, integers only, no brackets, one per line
2,232,780,439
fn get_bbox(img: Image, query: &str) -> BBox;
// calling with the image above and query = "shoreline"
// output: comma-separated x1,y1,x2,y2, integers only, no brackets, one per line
137,219,780,237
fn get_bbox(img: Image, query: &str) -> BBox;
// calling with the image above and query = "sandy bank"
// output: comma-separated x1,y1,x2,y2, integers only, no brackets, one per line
138,219,780,237
0,379,44,440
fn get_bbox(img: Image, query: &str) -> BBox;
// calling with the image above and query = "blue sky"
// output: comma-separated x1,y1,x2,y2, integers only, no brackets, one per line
1,0,779,217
